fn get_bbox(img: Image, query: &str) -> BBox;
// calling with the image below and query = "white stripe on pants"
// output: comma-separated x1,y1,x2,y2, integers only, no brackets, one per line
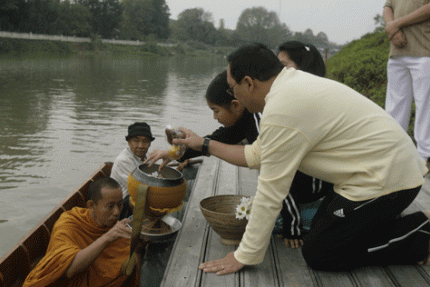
385,56,430,160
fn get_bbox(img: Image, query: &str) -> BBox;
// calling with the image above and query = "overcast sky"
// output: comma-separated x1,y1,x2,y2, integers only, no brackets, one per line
165,0,386,45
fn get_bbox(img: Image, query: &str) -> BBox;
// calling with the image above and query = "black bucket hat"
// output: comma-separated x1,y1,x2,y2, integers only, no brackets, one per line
125,122,155,141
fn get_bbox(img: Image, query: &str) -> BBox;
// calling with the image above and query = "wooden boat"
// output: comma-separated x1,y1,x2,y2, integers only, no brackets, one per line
0,158,202,287
0,162,114,287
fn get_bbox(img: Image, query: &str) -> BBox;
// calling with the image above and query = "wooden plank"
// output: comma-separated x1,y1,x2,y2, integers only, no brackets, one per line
199,160,239,286
273,216,394,287
312,270,356,287
43,207,65,232
22,225,50,269
237,166,258,197
272,236,316,286
0,246,28,287
162,161,430,287
241,238,279,287
236,166,280,286
351,267,395,287
392,178,430,285
417,265,430,284
386,265,430,286
216,160,239,196
414,179,430,211
200,229,238,286
160,156,220,287
62,191,85,210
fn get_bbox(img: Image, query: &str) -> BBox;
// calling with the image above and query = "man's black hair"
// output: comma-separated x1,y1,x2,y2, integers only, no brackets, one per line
227,43,284,84
88,177,120,203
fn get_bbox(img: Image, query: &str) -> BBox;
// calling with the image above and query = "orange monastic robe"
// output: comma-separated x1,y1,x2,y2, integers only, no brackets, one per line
23,207,136,287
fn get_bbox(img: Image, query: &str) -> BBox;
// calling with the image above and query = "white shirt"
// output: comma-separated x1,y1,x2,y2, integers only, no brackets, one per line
110,147,143,198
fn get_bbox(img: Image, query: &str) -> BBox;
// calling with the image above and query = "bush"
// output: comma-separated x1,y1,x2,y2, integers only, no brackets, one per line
0,39,14,53
326,31,415,136
0,38,77,57
326,31,390,107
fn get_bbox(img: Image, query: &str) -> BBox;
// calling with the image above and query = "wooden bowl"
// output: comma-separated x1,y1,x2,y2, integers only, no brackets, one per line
200,195,249,245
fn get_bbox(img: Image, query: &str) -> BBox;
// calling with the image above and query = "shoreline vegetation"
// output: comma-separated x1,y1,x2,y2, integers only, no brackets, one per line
0,36,235,58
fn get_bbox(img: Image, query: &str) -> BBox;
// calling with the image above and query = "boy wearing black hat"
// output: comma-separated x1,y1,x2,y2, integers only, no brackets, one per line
111,122,155,219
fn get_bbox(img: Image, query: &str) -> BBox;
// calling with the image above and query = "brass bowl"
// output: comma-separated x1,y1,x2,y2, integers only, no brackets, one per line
200,195,249,245
128,163,186,217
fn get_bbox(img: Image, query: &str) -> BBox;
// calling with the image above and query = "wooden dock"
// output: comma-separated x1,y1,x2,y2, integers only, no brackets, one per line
161,156,430,287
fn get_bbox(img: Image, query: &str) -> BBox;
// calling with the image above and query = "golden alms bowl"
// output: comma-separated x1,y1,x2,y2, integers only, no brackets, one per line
200,195,249,245
128,163,186,217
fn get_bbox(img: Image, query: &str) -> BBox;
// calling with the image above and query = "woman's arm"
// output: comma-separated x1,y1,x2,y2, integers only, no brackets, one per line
383,6,407,47
174,127,248,167
384,3,430,39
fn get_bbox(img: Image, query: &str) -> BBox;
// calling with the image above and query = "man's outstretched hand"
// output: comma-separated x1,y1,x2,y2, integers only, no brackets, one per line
198,252,245,275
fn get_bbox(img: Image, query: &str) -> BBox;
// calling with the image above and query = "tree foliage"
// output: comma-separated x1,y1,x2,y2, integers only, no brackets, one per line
120,0,170,40
1,0,344,49
1,1,347,50
55,1,92,37
76,0,122,38
146,0,170,39
236,6,291,48
172,8,217,45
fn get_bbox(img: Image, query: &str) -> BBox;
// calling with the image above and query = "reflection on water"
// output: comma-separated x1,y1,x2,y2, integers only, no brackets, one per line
0,54,225,256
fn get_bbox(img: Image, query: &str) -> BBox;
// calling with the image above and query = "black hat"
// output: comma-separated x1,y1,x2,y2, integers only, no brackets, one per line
125,122,155,141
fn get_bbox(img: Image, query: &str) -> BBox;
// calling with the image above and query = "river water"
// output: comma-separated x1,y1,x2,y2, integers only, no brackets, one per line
0,54,225,257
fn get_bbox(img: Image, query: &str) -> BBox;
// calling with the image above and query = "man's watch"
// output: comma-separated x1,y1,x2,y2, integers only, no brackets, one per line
201,137,211,157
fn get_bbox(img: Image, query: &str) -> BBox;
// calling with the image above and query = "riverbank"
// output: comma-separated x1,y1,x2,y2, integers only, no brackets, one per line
0,37,235,58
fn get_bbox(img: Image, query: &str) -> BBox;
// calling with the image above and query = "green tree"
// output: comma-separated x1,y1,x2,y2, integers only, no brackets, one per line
303,28,314,38
78,0,122,38
236,6,291,48
24,0,60,34
0,0,19,30
120,0,170,40
173,8,218,45
316,32,328,42
146,0,170,39
120,0,148,40
54,0,91,36
219,19,226,30
374,13,385,33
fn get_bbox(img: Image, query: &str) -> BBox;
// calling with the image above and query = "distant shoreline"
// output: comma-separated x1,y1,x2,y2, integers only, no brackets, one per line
0,33,235,58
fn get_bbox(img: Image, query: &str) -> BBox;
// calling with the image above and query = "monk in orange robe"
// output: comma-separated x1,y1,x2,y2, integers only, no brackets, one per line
23,177,140,287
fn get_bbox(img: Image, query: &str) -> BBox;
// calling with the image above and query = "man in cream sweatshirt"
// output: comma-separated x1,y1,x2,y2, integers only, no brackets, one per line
148,44,429,273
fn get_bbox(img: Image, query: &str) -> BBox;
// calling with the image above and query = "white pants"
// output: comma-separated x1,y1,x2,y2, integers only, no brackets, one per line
385,56,430,160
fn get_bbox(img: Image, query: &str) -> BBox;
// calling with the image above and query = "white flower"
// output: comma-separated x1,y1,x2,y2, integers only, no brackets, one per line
240,196,252,205
235,196,253,220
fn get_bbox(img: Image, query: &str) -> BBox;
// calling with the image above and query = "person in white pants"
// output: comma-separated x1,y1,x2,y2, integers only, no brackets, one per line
383,0,430,169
